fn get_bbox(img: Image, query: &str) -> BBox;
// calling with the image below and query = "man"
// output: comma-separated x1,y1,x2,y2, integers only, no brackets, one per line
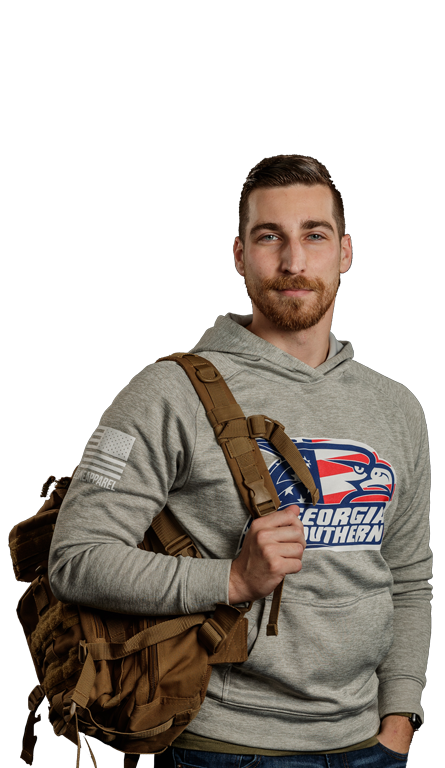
49,155,432,767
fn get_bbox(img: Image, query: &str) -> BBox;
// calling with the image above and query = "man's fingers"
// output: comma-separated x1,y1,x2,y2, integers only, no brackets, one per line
256,505,301,527
276,504,300,518
230,505,306,602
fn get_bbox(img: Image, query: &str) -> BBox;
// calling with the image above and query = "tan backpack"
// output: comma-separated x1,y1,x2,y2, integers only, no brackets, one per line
9,353,319,767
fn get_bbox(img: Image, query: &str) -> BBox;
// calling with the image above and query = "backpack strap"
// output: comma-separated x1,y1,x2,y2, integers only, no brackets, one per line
158,353,281,515
157,353,319,635
151,507,202,558
20,685,45,765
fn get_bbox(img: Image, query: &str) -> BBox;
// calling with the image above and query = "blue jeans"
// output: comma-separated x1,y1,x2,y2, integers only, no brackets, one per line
154,744,409,767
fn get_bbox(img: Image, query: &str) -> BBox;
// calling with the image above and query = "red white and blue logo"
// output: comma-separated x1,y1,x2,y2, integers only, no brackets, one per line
237,437,396,553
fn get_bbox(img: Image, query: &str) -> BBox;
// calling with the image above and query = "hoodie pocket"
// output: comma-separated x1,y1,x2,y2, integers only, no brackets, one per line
224,588,394,717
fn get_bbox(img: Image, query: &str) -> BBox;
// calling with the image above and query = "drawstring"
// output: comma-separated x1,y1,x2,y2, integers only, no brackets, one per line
73,708,98,768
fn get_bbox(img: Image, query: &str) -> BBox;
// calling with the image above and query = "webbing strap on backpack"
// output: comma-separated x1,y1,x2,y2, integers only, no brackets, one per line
158,353,320,635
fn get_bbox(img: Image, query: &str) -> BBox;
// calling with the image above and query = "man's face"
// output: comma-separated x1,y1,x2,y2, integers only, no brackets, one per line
233,184,352,332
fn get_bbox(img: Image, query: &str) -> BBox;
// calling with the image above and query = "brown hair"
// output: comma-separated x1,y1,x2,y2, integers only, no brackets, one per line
239,154,345,243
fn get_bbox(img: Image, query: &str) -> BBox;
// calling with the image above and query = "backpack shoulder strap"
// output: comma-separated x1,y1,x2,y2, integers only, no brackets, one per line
157,353,320,636
158,353,280,518
158,352,319,513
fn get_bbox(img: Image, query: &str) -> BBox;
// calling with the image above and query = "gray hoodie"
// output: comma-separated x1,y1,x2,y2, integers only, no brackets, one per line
49,313,432,752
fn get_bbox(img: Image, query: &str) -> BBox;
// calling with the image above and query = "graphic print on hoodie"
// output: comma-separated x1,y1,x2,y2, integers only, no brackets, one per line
236,436,396,554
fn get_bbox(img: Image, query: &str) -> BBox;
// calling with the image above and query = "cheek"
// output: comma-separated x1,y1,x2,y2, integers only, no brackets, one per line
244,253,276,281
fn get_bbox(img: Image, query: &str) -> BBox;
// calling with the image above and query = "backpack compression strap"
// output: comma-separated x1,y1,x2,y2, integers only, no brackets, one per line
157,353,319,635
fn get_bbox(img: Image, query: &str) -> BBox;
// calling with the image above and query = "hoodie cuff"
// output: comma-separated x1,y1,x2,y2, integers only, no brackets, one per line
378,678,424,723
183,557,233,614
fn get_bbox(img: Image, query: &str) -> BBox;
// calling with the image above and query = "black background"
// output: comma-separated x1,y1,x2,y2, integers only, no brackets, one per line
4,82,443,768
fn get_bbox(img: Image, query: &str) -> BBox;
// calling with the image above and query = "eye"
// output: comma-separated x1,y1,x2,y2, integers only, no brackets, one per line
260,234,279,241
307,233,324,240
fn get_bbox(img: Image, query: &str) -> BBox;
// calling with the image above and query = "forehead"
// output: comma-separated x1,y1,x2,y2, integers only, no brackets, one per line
247,184,336,232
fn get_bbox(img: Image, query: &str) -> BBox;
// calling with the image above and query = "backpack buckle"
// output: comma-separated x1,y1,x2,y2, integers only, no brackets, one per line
165,534,194,557
244,478,277,516
198,618,226,654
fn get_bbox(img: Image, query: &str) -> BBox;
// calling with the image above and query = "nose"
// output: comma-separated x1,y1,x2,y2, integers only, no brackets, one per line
280,237,306,274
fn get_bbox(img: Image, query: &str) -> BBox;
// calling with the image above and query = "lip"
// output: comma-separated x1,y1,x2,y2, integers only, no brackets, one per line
279,289,312,297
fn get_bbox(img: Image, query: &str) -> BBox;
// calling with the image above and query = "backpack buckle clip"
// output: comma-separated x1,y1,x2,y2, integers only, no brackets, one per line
165,534,194,557
198,618,226,654
244,478,277,516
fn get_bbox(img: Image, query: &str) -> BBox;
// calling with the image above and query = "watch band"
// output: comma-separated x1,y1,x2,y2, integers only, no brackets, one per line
409,713,422,731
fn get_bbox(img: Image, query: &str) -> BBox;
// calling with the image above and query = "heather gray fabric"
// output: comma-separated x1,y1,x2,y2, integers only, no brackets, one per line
49,313,432,753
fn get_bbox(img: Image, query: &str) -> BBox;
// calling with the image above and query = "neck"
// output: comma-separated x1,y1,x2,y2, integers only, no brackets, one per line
246,306,334,368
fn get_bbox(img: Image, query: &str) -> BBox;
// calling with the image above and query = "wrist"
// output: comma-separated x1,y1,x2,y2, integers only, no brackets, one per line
378,714,414,753
381,712,422,732
228,562,248,604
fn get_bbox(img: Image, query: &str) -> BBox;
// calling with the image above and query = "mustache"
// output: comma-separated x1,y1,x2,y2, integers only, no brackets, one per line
261,275,325,293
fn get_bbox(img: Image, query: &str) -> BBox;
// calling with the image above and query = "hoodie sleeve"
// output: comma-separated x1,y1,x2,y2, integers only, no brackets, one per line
377,395,433,722
48,361,232,616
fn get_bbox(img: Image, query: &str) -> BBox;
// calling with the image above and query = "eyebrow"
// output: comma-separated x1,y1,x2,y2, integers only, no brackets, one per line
249,219,335,237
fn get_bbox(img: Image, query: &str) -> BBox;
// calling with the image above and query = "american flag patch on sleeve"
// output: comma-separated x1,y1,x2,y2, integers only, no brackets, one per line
75,426,136,490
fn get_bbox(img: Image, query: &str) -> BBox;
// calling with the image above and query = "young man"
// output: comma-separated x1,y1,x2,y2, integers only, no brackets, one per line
49,155,432,767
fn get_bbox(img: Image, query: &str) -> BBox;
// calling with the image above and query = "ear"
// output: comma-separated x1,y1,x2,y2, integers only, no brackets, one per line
340,234,353,274
233,236,245,276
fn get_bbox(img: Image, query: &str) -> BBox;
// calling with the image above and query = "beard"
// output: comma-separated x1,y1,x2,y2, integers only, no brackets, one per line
243,270,340,332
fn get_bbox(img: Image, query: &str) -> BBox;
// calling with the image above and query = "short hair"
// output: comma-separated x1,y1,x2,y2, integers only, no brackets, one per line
239,154,345,243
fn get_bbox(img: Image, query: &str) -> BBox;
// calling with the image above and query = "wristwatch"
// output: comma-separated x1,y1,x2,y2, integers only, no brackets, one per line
409,713,422,731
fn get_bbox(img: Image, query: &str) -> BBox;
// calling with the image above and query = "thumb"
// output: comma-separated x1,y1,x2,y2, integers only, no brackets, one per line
285,504,301,517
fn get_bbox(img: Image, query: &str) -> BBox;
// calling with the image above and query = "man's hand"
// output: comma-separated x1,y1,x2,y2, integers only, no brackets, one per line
377,715,413,754
229,504,305,604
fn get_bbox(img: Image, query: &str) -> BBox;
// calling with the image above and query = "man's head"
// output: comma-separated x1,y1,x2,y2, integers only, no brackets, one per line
238,154,345,245
234,155,352,334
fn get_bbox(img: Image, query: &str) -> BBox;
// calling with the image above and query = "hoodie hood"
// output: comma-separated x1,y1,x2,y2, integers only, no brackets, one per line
190,312,354,385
